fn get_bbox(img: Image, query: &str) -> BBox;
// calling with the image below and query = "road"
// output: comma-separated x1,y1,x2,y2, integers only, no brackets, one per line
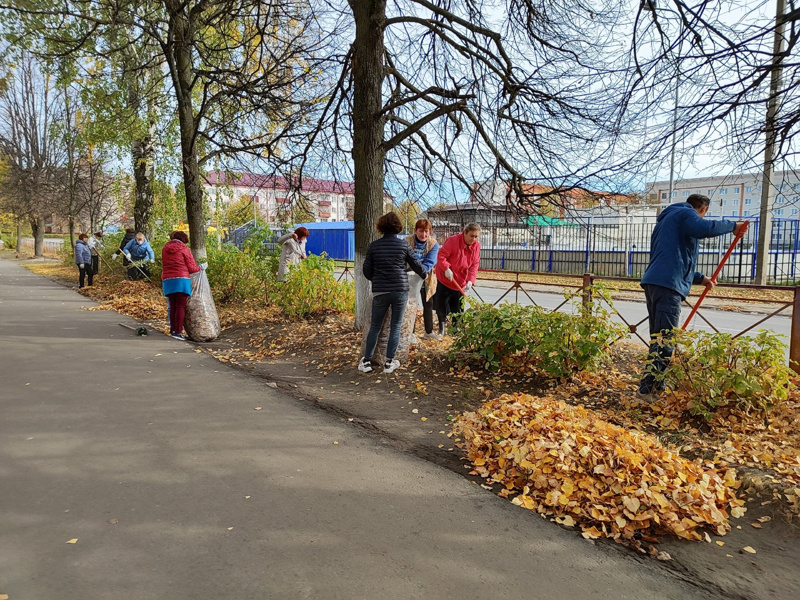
0,257,718,599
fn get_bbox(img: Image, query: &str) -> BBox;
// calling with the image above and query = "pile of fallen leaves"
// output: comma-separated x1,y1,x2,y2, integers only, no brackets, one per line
712,397,800,490
453,393,745,542
83,279,167,321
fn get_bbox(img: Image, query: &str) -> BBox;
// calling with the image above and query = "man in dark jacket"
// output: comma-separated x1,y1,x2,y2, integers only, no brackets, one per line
638,194,745,397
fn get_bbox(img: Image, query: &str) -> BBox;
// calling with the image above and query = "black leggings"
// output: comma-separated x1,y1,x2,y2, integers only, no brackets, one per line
78,264,93,288
433,284,464,331
419,283,434,334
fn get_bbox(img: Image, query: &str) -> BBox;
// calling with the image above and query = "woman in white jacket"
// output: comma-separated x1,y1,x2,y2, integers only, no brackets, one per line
276,226,309,281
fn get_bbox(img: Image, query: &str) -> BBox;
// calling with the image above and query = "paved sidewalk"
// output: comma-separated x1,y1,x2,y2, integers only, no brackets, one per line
0,258,715,600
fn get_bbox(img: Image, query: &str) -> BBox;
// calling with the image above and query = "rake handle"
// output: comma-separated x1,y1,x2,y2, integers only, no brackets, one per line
681,221,749,330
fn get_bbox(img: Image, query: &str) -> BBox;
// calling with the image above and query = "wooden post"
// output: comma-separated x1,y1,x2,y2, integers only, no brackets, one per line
790,285,800,374
582,273,594,314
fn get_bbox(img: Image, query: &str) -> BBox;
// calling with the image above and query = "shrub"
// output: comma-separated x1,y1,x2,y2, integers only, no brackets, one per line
451,302,545,370
0,232,16,249
662,329,793,420
271,253,354,318
207,243,273,303
451,284,627,378
242,223,274,258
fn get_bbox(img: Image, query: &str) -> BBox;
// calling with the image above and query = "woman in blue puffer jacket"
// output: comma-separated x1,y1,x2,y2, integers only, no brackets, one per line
74,233,93,288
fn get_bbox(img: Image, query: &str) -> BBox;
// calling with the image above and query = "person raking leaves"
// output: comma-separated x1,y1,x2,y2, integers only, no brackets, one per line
358,212,427,374
638,193,746,399
121,231,155,281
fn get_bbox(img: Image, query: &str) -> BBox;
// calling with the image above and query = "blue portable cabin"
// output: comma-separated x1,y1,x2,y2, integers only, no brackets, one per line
295,220,355,261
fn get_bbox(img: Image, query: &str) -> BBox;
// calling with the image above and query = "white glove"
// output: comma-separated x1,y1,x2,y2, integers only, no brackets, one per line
125,253,132,261
444,268,453,281
150,258,155,263
111,253,119,261
464,281,473,292
79,263,85,269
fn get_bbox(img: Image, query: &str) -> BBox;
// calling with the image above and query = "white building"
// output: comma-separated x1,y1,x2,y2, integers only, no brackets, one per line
204,171,358,223
646,171,800,219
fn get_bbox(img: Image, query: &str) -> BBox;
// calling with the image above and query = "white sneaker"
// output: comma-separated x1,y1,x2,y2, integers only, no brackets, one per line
383,359,401,374
423,332,442,341
358,357,373,373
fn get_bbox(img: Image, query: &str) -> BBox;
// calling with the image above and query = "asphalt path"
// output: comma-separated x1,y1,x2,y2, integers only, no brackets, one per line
0,258,717,599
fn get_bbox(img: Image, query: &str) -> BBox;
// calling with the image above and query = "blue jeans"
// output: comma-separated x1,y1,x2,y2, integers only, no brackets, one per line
363,291,408,362
639,284,682,393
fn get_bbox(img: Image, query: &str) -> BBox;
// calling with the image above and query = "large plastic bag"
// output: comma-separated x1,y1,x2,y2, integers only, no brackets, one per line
184,270,221,342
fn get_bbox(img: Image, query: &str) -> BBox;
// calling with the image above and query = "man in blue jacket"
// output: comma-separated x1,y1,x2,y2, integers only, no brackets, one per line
639,194,745,397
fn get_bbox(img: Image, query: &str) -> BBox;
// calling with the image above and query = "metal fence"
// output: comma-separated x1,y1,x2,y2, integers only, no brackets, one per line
432,216,800,285
334,263,800,372
226,215,800,285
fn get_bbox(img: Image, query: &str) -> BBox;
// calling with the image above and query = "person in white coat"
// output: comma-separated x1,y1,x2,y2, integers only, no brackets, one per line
276,226,309,282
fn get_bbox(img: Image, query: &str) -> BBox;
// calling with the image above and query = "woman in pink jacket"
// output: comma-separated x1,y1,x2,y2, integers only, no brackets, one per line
433,223,481,336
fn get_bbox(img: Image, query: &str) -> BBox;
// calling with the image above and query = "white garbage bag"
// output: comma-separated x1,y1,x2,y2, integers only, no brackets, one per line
184,270,221,342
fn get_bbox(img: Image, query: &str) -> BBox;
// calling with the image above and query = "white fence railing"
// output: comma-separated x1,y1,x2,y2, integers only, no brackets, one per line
18,237,66,257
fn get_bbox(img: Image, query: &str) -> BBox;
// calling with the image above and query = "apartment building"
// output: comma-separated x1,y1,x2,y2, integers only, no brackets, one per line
204,171,359,223
645,172,800,219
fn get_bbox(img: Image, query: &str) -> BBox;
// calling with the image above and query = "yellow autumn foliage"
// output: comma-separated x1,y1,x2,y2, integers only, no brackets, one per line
454,393,745,541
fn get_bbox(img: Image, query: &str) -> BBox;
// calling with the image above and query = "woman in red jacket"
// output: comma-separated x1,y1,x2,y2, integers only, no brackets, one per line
161,231,202,340
433,223,481,336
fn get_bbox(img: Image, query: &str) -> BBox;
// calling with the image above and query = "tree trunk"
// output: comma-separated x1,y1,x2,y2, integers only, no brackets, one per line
31,213,44,257
15,219,22,258
171,8,207,261
123,37,157,239
68,215,76,251
350,0,387,330
132,129,155,237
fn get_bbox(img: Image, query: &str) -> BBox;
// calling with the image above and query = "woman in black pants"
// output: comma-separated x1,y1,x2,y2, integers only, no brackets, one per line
433,223,482,336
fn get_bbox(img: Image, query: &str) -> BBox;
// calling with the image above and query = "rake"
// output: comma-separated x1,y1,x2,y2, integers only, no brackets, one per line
682,221,749,330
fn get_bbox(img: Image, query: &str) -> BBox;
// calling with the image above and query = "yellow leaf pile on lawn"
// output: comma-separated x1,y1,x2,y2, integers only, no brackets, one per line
453,393,744,541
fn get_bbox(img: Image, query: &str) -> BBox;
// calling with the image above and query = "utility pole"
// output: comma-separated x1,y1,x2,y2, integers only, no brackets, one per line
667,59,680,203
756,0,787,284
642,0,681,205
